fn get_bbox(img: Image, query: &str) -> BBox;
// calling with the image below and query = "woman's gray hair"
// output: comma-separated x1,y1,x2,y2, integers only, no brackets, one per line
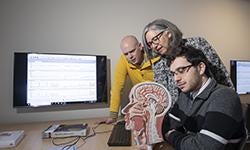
142,19,183,59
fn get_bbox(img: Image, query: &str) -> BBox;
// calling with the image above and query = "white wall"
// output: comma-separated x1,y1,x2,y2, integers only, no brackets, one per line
0,0,249,124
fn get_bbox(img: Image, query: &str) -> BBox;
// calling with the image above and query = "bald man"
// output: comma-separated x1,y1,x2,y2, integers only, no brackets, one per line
103,35,160,124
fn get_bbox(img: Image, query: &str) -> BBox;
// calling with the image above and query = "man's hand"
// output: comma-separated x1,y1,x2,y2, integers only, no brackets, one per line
135,144,153,150
96,117,116,125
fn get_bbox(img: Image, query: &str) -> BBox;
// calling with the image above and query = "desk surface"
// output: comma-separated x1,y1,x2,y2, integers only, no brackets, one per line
0,118,173,150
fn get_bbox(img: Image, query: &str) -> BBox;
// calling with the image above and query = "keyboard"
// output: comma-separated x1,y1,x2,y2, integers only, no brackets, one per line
107,120,131,146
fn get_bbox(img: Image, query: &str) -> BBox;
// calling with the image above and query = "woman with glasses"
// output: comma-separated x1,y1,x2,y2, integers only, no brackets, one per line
142,18,234,104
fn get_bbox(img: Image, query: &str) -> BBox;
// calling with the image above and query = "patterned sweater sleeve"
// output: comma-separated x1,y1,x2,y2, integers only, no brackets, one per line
184,37,234,89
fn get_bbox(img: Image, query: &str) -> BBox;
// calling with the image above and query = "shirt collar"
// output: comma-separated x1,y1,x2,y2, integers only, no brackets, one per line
128,54,160,69
191,78,212,100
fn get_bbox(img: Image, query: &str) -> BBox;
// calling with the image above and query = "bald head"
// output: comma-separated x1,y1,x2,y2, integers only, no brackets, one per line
120,35,144,66
120,35,139,51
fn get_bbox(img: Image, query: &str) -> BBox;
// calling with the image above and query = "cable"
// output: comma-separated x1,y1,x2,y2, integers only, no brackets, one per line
51,123,113,149
61,142,77,150
52,136,80,150
52,137,79,146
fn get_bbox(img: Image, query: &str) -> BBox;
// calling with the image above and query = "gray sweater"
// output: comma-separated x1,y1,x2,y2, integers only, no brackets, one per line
162,79,246,150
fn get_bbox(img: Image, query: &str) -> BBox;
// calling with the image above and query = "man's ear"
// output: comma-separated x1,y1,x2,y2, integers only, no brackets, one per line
198,62,206,75
138,43,144,51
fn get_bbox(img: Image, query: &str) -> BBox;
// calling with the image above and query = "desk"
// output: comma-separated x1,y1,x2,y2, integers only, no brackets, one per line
0,118,173,150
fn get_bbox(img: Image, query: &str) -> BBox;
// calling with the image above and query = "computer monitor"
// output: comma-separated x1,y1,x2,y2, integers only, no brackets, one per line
13,52,108,107
230,60,250,94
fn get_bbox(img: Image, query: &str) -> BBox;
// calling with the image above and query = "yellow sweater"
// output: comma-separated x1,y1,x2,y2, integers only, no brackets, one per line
109,54,160,119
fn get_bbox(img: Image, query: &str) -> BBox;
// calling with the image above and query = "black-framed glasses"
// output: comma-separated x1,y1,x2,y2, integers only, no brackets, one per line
170,64,193,76
147,31,164,48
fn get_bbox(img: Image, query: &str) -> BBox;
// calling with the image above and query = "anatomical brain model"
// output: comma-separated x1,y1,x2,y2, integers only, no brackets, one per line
121,82,172,145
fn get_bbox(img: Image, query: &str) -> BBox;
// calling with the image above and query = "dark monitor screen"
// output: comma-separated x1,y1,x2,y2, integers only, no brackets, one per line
230,60,250,94
13,52,107,107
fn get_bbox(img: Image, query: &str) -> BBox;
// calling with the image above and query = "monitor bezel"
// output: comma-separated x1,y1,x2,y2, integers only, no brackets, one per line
13,52,108,108
230,59,250,95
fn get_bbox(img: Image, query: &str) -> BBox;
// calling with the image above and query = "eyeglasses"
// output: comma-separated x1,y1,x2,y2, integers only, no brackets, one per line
147,31,164,48
170,64,193,76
